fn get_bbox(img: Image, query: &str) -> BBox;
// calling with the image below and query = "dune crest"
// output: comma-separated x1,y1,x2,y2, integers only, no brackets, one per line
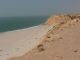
45,14,80,25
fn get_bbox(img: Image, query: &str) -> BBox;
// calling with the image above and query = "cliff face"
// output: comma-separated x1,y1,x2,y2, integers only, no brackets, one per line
45,15,69,25
45,14,80,25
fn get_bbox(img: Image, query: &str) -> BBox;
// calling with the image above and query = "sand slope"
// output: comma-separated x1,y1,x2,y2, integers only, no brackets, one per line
8,16,80,60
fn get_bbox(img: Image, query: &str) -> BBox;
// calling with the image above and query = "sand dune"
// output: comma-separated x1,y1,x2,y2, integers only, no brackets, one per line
8,14,80,60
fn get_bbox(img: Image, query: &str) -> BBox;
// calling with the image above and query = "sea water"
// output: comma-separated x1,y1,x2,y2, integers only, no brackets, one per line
0,16,48,32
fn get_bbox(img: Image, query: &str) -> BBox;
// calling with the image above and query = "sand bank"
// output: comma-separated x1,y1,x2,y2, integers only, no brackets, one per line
0,25,49,60
8,14,80,60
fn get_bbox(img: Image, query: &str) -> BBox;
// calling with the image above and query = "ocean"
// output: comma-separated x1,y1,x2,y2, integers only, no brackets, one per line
0,16,49,32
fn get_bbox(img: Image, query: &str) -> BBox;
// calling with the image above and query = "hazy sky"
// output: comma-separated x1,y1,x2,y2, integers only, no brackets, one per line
0,0,80,17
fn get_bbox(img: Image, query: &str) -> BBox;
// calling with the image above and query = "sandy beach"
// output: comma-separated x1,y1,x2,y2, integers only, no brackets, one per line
0,14,80,60
8,14,80,60
0,25,49,60
0,0,80,60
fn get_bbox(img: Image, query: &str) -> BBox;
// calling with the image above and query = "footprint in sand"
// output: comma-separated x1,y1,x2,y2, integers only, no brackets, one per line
74,50,78,53
73,49,80,53
55,56,63,59
5,53,9,56
58,37,63,39
0,49,3,52
47,35,51,39
16,48,20,50
0,55,2,56
37,44,45,52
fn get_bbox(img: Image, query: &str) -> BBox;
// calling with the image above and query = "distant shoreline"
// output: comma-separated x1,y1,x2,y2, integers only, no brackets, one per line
0,16,49,33
0,25,41,34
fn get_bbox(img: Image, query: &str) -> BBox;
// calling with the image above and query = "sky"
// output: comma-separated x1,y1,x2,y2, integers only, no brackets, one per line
0,0,80,17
